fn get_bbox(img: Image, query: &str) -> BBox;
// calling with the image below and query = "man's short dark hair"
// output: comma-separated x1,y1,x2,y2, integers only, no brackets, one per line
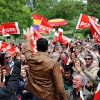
64,65,73,74
37,38,48,52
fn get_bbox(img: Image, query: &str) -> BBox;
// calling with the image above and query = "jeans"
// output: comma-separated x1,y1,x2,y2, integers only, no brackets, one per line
32,95,41,100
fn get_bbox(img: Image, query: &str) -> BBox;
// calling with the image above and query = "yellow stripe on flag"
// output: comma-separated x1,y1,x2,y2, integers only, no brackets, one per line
33,19,41,25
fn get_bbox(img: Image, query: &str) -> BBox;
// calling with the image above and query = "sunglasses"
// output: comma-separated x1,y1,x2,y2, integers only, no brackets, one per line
84,58,91,60
5,56,11,59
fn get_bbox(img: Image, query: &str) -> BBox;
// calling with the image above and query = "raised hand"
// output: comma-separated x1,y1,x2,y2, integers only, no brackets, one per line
26,27,32,38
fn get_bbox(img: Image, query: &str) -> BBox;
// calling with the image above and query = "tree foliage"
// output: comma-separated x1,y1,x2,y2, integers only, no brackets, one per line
1,0,100,39
88,0,100,4
0,0,32,38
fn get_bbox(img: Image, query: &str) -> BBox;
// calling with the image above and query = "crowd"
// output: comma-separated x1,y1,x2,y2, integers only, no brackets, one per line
0,28,100,100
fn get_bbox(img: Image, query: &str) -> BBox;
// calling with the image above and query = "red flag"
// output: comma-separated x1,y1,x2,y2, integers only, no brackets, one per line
33,14,48,30
1,22,20,35
33,28,43,39
0,41,17,57
33,14,48,22
0,41,8,50
0,25,3,34
31,28,44,53
7,46,16,57
94,83,100,100
31,36,37,54
89,16,100,43
55,28,72,44
38,19,54,34
76,14,99,29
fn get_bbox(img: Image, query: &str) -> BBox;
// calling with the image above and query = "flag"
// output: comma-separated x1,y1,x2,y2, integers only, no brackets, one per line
0,41,8,50
33,28,44,39
30,28,44,53
80,90,84,100
55,28,72,44
94,83,100,100
76,14,99,29
1,22,20,35
7,46,17,57
33,14,48,30
33,14,42,30
38,18,53,34
23,27,44,54
31,36,37,54
0,25,3,34
89,16,100,43
0,41,17,57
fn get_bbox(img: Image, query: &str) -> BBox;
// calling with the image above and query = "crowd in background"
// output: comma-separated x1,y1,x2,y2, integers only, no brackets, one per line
0,36,100,100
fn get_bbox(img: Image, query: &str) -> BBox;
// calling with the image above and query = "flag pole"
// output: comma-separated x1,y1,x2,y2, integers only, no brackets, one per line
73,14,82,40
73,27,77,40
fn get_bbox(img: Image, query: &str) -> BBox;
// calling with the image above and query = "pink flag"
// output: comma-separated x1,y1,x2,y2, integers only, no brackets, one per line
76,14,99,29
1,22,20,35
94,83,100,100
89,16,100,43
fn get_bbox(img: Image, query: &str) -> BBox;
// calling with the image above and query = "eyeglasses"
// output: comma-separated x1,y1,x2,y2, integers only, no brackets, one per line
84,58,91,60
5,56,11,59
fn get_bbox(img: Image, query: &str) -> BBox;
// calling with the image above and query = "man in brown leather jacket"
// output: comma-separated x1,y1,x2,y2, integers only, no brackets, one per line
23,28,68,100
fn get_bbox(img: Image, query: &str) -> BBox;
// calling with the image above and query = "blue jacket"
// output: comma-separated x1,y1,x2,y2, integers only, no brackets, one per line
16,77,33,100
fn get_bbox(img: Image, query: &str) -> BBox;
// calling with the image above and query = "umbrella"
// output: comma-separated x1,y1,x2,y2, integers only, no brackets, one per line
48,18,68,26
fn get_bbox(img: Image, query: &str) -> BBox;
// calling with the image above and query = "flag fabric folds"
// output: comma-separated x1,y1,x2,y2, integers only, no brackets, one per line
76,14,99,29
38,19,53,34
0,41,17,57
33,14,43,30
89,16,100,43
55,28,72,44
33,14,48,31
48,18,68,26
1,22,20,35
0,25,3,34
33,14,53,34
94,82,100,100
0,41,8,50
23,27,44,54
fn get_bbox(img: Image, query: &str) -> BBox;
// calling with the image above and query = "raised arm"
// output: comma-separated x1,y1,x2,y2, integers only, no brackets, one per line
0,52,21,99
23,28,33,60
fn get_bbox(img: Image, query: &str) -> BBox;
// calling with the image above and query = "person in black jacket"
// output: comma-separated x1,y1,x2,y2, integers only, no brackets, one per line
0,52,21,100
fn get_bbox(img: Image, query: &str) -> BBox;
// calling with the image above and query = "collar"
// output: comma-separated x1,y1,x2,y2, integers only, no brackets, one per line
8,61,14,67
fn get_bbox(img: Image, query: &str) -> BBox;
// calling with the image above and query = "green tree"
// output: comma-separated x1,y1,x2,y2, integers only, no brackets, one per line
88,0,100,4
0,0,32,39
